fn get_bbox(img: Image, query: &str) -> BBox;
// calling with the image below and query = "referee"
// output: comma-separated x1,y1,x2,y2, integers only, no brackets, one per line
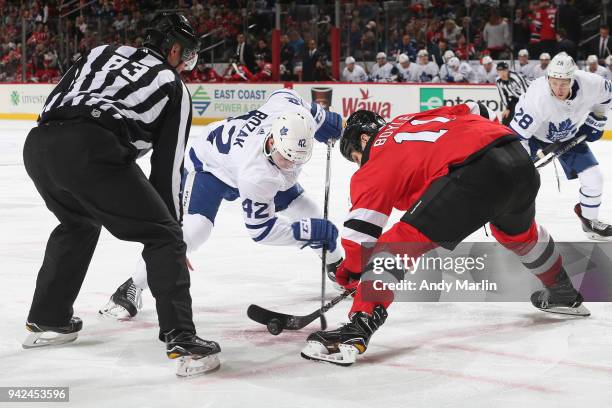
22,13,220,373
496,61,530,126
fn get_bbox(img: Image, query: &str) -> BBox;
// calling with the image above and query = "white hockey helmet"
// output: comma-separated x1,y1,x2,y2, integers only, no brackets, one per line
606,55,612,67
267,112,314,168
482,55,493,65
546,52,577,85
443,50,455,63
398,53,410,64
448,56,460,69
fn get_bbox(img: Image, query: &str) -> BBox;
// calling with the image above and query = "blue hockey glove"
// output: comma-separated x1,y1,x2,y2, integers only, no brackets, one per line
578,112,607,142
291,218,338,252
314,111,342,144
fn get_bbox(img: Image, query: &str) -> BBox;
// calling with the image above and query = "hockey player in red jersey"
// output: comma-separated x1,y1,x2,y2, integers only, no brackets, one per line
301,102,590,366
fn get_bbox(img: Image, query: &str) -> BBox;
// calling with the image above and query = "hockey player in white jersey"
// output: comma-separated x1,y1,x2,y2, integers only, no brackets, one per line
342,56,368,82
100,88,344,319
475,55,497,83
441,57,477,83
529,53,551,79
514,48,535,79
413,49,439,83
396,53,418,82
604,56,612,80
369,52,399,82
584,54,607,78
510,52,612,239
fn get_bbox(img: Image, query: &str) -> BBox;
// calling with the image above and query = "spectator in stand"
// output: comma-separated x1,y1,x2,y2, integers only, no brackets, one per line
530,53,551,79
33,52,60,83
396,53,418,82
513,49,534,80
236,32,256,74
288,29,305,56
280,33,295,81
369,52,399,82
558,0,582,48
513,8,531,53
604,55,612,80
395,34,417,62
454,34,475,61
556,29,577,60
429,38,449,67
483,10,510,59
442,19,462,47
254,39,271,63
535,1,558,55
584,54,607,78
302,39,322,82
441,56,476,83
414,49,439,83
342,56,367,82
475,55,497,84
186,60,222,83
590,24,612,64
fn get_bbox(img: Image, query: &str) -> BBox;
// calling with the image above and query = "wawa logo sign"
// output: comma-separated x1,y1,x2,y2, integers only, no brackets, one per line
341,88,391,119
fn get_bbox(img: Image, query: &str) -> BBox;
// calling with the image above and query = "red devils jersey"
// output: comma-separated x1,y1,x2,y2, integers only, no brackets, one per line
342,103,516,272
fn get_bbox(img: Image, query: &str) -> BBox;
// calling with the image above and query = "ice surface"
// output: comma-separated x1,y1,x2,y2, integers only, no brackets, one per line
0,120,610,408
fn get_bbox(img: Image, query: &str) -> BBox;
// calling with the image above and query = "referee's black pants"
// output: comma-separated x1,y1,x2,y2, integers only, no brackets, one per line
23,119,195,337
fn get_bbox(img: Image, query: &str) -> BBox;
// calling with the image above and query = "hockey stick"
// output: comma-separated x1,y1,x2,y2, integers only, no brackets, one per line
534,134,587,169
247,289,356,335
319,139,334,330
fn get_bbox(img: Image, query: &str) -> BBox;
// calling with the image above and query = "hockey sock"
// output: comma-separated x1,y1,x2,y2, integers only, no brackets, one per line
578,166,603,220
491,222,562,287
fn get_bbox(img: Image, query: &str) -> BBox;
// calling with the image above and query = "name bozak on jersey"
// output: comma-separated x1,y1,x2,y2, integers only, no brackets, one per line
186,89,324,199
510,70,612,143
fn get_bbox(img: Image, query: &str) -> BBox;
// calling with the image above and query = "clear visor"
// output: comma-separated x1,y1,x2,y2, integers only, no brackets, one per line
182,47,198,71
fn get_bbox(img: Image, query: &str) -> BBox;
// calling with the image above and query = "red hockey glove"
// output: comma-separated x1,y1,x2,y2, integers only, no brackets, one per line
335,261,361,291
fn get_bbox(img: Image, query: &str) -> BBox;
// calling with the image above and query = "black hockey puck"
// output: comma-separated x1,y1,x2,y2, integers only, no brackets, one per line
267,318,283,335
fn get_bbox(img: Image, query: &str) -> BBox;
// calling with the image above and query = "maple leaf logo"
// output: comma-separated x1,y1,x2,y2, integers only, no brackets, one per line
359,88,370,100
547,119,577,142
280,126,289,136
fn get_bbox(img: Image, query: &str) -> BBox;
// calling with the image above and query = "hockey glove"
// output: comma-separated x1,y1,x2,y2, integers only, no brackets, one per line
314,111,343,144
291,218,338,252
335,261,361,291
577,112,606,142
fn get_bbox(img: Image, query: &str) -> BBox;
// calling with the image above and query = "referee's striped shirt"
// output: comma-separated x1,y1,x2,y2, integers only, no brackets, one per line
39,45,192,222
496,71,530,109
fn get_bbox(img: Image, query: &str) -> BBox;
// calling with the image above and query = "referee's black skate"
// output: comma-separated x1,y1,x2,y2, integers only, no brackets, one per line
575,204,612,240
99,278,142,320
530,269,590,317
23,317,83,349
301,305,387,366
165,330,221,377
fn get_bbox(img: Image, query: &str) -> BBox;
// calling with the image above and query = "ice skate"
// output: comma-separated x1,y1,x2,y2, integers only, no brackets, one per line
99,278,142,320
301,305,387,366
165,330,221,377
23,317,83,349
575,204,612,241
531,269,590,317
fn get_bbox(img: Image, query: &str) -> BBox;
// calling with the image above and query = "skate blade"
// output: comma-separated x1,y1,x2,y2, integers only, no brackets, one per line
175,354,221,377
22,332,78,349
300,341,358,367
536,303,591,317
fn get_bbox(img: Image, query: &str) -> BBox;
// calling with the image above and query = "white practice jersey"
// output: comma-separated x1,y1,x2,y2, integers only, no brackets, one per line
475,64,498,83
584,65,608,78
514,62,535,80
510,70,612,143
440,62,477,83
397,63,419,82
530,64,548,79
186,89,327,246
413,61,439,82
370,62,398,82
342,65,368,82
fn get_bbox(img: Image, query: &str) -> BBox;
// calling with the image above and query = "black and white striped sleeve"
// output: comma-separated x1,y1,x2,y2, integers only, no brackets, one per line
149,78,192,222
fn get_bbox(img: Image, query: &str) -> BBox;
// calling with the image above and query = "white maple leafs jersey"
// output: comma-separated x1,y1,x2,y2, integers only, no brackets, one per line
530,63,548,79
397,63,419,82
413,61,440,82
510,70,612,143
475,64,498,83
514,61,535,80
584,65,607,78
342,65,368,82
370,62,398,82
186,89,326,245
440,62,477,83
